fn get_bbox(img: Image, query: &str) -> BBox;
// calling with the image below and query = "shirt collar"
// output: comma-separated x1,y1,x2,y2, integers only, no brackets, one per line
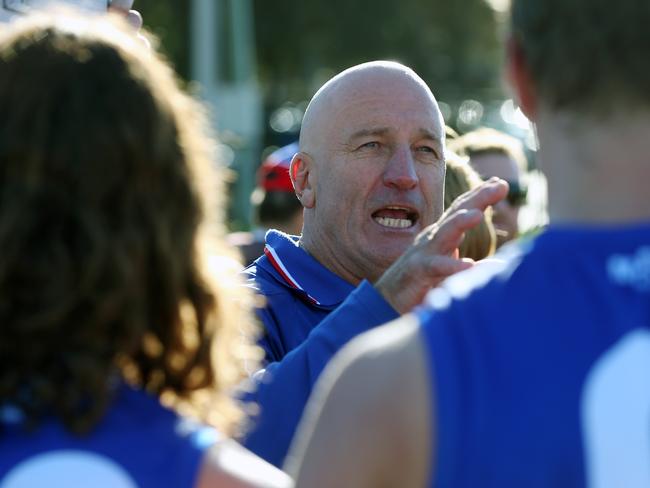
258,229,356,308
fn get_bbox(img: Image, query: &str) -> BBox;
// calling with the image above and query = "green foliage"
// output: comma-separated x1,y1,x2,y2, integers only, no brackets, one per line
135,0,505,106
253,0,505,106
135,0,191,79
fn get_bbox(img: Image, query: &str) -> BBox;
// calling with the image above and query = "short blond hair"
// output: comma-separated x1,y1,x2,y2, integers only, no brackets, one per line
445,153,496,260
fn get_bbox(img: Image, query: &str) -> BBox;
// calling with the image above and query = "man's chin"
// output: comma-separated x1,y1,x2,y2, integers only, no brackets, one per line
367,243,410,269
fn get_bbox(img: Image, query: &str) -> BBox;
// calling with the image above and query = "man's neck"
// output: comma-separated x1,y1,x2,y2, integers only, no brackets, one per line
536,109,650,225
298,234,365,286
298,222,392,286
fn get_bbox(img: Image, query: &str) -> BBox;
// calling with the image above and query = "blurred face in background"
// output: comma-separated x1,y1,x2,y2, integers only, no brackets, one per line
469,152,524,246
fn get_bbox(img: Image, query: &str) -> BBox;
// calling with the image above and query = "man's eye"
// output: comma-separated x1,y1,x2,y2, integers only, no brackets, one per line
360,141,380,150
416,145,435,154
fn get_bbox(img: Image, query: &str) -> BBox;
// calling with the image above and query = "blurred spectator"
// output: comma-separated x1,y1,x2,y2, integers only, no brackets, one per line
228,142,303,266
445,153,496,260
449,127,528,247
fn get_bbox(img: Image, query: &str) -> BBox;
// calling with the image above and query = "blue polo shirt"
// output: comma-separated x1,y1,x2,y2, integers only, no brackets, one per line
242,230,399,467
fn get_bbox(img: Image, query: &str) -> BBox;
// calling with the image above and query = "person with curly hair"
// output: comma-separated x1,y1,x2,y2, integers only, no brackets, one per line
0,12,289,488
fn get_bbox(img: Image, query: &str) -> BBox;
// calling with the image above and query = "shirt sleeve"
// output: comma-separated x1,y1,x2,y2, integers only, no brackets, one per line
240,280,399,467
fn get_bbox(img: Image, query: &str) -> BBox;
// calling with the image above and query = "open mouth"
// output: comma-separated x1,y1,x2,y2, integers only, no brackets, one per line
372,206,419,229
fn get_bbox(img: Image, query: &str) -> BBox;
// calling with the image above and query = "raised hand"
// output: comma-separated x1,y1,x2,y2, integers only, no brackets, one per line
375,177,508,313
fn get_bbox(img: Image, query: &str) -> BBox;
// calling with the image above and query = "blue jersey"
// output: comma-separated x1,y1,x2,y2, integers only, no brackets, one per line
417,224,650,488
0,386,215,487
241,230,398,466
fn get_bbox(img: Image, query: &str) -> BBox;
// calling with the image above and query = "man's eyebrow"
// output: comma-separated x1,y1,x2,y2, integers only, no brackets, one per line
348,127,391,140
416,128,442,141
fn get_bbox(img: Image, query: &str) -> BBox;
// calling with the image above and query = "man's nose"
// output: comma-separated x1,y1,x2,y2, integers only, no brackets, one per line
383,146,418,190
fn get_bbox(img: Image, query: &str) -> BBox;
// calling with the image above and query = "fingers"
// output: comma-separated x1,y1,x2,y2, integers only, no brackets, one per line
125,9,143,30
425,254,475,278
446,177,508,215
416,208,483,255
417,177,506,256
108,1,142,30
375,252,475,313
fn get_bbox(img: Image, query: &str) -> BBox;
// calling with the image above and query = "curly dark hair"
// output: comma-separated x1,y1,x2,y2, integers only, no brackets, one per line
0,15,257,435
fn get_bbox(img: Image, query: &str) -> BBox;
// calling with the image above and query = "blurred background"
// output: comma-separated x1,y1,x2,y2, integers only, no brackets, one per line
134,0,544,233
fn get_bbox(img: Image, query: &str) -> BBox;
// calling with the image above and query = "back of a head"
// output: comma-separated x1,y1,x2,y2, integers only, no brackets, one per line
511,0,650,113
444,154,496,260
0,14,255,434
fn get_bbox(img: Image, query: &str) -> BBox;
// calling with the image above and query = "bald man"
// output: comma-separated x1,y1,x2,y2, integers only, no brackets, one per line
287,0,650,486
241,61,506,466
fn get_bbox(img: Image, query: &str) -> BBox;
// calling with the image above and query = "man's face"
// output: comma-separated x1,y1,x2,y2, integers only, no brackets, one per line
306,73,445,282
469,152,522,246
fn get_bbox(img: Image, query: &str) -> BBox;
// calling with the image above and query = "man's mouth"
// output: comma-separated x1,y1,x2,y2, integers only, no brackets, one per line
372,206,418,229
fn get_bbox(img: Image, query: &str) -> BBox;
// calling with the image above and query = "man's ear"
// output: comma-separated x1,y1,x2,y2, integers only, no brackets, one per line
290,152,316,209
506,36,537,120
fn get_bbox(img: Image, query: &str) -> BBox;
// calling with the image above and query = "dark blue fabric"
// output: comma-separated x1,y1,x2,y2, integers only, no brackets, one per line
417,223,650,487
242,230,399,467
0,386,214,487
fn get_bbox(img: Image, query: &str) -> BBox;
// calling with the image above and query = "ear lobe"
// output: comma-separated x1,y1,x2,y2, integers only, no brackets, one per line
506,36,537,120
290,152,315,209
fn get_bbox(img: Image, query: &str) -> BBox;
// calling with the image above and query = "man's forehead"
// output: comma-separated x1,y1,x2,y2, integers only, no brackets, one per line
301,62,444,151
334,95,444,140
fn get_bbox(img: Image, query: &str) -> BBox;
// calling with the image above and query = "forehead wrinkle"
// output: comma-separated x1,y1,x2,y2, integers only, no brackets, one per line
348,127,391,140
417,127,442,140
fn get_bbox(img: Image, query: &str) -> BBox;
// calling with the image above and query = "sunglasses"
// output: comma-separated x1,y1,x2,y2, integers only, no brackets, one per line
505,180,527,207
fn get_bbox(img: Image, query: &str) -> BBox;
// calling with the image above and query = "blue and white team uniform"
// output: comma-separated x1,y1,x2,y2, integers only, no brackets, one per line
0,386,215,487
417,224,650,487
242,230,398,466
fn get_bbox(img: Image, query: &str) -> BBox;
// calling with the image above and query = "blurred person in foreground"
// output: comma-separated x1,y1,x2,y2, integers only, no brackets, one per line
228,142,303,267
287,0,650,486
444,153,496,260
449,127,528,247
0,13,289,488
241,60,507,466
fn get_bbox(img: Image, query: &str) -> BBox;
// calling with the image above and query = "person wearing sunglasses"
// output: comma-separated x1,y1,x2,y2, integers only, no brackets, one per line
449,127,528,248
